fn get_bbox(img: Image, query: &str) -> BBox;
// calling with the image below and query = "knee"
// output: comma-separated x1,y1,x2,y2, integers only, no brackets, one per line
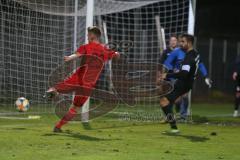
71,104,81,112
73,96,89,107
160,97,170,107
236,92,240,98
174,96,182,104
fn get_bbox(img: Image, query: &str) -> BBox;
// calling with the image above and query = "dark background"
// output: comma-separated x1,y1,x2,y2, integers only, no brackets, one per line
196,0,240,39
193,0,240,101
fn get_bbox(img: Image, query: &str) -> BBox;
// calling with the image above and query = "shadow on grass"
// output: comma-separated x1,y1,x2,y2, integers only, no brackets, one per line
42,131,121,141
81,122,92,130
192,115,240,126
11,128,27,130
91,121,158,130
163,132,210,142
192,115,209,123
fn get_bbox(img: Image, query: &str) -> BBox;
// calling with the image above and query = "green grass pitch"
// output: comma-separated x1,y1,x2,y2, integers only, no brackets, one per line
0,103,240,160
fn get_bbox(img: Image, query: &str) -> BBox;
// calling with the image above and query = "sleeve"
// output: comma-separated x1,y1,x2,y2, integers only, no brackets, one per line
163,49,177,70
160,49,168,64
166,54,192,79
198,62,208,77
104,46,119,60
76,45,86,55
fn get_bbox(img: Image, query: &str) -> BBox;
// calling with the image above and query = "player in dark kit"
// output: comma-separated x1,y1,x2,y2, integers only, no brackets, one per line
46,26,119,132
159,34,199,133
232,55,240,117
163,36,211,121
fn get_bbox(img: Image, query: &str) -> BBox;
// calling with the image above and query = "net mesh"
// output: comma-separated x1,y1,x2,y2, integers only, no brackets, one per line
0,0,190,121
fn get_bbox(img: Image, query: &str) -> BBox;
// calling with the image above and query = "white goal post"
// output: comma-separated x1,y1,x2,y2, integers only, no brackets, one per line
81,0,94,122
0,0,193,121
187,0,196,116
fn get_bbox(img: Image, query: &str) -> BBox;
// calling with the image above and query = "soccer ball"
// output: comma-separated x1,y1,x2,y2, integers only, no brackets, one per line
15,97,30,112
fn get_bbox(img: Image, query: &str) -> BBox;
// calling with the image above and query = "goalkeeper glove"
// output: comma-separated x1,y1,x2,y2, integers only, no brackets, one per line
204,77,212,88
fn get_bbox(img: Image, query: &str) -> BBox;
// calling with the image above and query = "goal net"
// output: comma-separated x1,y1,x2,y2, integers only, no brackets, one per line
0,0,191,121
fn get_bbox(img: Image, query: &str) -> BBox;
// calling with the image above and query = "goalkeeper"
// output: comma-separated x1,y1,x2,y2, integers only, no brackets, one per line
46,26,119,132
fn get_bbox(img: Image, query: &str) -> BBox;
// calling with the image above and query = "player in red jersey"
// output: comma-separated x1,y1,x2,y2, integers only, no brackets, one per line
46,26,119,132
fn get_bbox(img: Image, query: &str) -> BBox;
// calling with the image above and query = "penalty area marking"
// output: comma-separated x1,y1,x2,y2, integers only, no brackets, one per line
0,115,41,120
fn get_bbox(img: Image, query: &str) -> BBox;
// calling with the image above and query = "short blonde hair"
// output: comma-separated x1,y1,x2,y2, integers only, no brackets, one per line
87,26,101,38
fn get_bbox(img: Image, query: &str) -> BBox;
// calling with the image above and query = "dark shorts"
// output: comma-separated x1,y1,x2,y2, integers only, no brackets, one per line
235,75,240,92
165,80,192,103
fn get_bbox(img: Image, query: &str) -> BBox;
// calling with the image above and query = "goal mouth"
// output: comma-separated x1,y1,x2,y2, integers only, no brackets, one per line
0,0,190,121
47,53,175,120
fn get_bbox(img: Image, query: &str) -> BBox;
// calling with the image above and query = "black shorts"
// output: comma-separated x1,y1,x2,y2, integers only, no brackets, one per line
165,80,192,103
235,75,240,91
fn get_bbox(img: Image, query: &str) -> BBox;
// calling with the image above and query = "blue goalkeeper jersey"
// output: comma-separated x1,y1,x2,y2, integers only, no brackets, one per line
163,47,208,77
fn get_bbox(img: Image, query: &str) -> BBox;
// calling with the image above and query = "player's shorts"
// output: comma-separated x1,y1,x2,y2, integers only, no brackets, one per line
55,66,95,89
235,83,240,98
165,80,192,104
54,66,99,107
234,75,240,91
234,74,240,92
73,95,89,107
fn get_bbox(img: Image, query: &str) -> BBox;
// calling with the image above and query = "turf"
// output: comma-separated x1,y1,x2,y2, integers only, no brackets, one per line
0,103,240,160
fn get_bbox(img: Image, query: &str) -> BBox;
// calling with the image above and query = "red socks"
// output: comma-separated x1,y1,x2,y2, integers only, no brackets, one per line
55,108,77,129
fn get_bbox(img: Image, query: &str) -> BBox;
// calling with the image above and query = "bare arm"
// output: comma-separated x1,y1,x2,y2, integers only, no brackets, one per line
64,51,81,62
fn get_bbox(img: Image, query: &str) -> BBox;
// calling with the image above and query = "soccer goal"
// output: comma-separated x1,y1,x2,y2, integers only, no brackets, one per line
0,0,194,121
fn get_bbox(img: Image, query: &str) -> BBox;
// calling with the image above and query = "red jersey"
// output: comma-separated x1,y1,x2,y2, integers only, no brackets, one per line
54,41,118,104
75,41,118,85
77,41,118,61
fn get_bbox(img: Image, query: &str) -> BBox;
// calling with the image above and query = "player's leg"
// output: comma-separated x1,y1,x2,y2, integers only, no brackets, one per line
159,79,176,123
179,93,189,121
160,97,178,133
160,80,191,133
173,97,182,120
45,67,85,99
54,95,89,132
233,86,240,117
175,99,181,115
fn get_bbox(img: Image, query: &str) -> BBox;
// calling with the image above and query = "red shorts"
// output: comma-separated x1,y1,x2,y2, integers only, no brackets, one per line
73,95,89,107
54,66,98,107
